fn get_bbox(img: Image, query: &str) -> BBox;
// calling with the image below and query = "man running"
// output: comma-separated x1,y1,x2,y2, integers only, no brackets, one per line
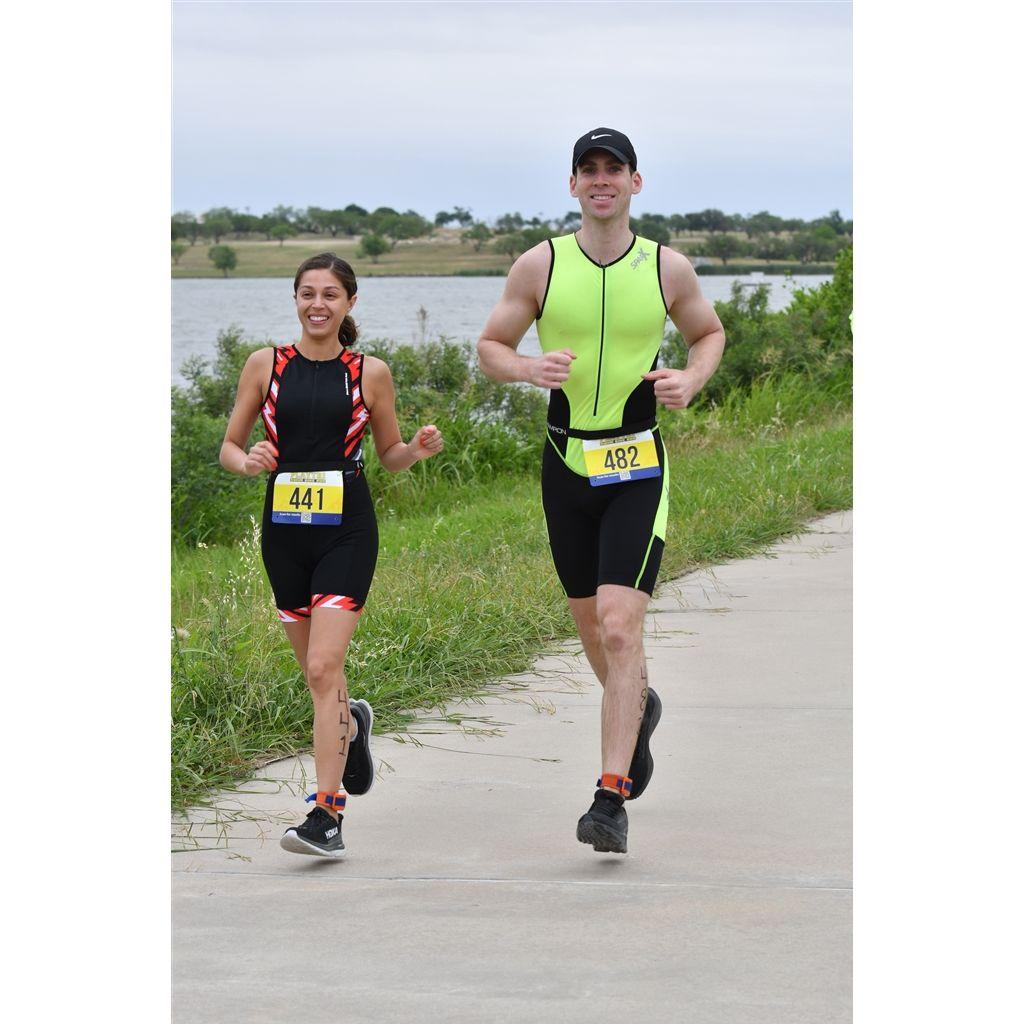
477,128,725,854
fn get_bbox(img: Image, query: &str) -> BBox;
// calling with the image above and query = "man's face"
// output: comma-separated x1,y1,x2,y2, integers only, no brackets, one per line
570,149,643,220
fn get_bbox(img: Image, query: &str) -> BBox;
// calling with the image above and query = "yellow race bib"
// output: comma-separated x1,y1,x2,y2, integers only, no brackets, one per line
581,430,661,487
271,471,344,525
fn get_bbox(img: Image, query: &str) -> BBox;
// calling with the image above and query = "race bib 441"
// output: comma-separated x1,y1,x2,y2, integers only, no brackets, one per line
271,471,343,525
582,430,661,487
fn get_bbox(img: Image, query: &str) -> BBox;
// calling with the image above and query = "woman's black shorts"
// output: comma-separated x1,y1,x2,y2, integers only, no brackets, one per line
261,469,379,620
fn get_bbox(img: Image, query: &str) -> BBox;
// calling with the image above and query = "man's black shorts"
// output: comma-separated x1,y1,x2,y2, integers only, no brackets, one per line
541,430,669,599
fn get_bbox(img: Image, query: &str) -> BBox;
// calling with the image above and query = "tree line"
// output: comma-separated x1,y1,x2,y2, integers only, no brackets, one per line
172,203,852,270
171,204,435,247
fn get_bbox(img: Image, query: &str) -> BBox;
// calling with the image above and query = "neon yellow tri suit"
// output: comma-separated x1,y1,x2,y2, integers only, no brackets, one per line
537,232,670,598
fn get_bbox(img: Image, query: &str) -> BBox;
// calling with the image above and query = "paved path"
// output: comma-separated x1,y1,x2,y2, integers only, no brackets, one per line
173,511,851,1023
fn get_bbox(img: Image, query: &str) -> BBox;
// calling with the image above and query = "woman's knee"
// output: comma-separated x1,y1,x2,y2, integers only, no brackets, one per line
305,652,346,696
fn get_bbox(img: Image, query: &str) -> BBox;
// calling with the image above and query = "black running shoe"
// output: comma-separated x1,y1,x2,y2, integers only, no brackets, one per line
576,790,628,854
626,687,662,801
280,806,346,858
343,698,375,796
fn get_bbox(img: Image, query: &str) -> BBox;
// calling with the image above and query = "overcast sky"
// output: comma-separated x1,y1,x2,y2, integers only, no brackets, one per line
173,1,851,222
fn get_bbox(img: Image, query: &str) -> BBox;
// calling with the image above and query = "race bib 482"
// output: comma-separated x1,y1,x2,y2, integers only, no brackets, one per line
582,430,661,487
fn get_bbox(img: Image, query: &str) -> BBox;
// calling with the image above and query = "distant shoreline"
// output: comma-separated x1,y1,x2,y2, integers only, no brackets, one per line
171,231,838,280
172,262,835,281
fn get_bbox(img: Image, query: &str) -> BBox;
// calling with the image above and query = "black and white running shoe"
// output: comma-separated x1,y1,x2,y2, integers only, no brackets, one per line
576,789,629,854
280,806,346,858
343,698,375,796
626,687,662,801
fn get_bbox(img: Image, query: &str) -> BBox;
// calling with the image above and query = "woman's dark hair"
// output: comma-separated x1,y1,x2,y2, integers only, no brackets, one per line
293,252,359,347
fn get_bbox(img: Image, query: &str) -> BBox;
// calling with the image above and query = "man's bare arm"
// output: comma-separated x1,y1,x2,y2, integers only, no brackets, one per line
664,247,726,385
477,244,577,389
642,248,726,409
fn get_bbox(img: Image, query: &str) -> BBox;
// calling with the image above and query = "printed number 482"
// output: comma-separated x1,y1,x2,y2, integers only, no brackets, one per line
604,446,639,471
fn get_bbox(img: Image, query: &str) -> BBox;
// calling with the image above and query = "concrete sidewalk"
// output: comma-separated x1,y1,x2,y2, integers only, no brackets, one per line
173,511,851,1024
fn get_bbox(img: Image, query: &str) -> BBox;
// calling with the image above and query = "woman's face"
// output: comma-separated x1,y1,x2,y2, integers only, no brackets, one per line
295,268,356,342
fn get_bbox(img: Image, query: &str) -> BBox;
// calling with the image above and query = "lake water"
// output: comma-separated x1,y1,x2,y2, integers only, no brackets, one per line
172,273,831,382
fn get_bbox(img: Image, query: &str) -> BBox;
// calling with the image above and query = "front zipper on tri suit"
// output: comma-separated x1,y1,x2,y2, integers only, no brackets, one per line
309,359,320,447
593,264,607,416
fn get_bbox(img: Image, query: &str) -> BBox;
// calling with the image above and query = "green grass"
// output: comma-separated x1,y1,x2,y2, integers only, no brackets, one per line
171,371,851,810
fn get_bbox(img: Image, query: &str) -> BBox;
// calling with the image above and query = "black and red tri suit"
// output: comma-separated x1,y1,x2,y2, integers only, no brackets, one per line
259,345,377,620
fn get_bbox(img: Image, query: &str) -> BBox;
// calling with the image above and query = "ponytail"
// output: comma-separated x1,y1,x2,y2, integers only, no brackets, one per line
339,314,358,348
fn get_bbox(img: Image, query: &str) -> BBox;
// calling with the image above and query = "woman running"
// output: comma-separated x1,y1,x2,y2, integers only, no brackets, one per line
220,252,444,858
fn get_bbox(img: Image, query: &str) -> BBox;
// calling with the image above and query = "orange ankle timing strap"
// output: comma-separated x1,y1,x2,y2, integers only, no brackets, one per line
306,791,347,811
597,773,633,797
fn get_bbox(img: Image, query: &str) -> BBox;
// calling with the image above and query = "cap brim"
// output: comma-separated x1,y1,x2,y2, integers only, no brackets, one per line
573,144,631,170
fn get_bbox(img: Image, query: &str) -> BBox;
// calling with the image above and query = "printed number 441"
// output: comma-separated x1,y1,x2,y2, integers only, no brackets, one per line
288,486,323,510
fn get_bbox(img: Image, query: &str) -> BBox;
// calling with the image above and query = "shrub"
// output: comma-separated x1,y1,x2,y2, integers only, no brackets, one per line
172,328,266,544
208,244,238,276
662,247,852,405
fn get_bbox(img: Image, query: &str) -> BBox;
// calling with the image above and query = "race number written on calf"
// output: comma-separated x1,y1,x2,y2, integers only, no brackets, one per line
582,430,661,487
271,471,344,525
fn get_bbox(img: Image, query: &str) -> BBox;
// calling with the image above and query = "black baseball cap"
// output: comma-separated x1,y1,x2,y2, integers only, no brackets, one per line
571,128,637,173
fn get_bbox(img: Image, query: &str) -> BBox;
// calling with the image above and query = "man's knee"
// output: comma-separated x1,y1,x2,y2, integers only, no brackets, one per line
596,601,643,659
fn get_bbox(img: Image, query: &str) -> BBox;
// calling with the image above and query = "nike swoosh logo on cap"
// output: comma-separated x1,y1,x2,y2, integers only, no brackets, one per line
591,133,612,139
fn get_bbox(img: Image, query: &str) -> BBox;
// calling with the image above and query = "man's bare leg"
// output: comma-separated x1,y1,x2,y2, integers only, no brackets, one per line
567,596,608,684
569,590,651,782
574,585,650,854
594,584,650,780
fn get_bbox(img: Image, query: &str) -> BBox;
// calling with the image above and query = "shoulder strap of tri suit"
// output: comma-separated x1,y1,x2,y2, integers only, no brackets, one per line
340,347,363,379
260,347,278,407
261,346,298,445
343,352,370,461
